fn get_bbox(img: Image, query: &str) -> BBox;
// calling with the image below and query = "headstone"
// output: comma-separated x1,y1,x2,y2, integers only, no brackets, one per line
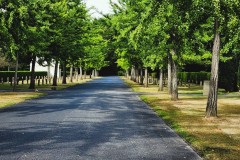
203,80,210,96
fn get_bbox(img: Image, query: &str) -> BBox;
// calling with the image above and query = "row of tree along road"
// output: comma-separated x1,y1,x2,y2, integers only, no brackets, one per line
0,0,108,91
1,0,240,118
110,0,240,118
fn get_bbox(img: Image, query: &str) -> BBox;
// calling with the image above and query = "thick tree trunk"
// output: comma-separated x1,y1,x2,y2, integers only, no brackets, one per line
159,68,164,91
206,19,220,118
135,68,139,83
238,61,240,90
47,62,51,84
144,68,148,87
62,61,67,84
92,70,95,78
95,69,97,77
168,53,172,95
29,55,36,89
52,60,58,86
75,67,78,81
126,70,129,79
131,66,135,81
171,49,178,101
84,70,87,79
80,66,83,80
140,68,144,85
13,53,19,92
70,65,73,83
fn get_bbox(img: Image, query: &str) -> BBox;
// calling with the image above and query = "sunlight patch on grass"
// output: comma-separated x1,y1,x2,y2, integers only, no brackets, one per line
0,92,45,109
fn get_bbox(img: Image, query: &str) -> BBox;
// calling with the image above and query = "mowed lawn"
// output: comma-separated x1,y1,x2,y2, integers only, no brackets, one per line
0,78,93,109
124,78,240,160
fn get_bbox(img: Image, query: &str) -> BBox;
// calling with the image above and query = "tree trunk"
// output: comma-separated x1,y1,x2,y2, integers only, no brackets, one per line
135,68,139,83
84,70,87,79
29,55,36,89
47,62,51,84
238,61,240,90
168,53,172,95
13,53,19,92
131,66,135,81
144,68,148,87
206,19,220,118
75,67,78,81
159,68,164,91
70,65,73,83
140,68,144,85
95,69,97,77
62,61,67,84
52,60,58,86
171,49,178,101
80,66,83,80
92,70,95,78
126,70,129,79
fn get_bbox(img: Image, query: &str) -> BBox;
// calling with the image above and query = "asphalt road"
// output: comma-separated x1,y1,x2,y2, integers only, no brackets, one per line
0,76,202,160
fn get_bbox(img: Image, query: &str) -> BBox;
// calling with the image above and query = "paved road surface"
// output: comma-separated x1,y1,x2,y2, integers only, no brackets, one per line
0,77,202,160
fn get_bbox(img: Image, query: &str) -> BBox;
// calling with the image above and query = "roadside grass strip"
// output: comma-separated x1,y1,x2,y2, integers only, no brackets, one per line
124,78,240,160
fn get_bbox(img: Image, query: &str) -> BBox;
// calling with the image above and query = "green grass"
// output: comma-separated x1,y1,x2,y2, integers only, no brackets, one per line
0,92,45,109
0,78,94,109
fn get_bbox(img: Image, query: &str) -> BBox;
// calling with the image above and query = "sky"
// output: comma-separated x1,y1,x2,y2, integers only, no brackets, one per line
84,0,118,18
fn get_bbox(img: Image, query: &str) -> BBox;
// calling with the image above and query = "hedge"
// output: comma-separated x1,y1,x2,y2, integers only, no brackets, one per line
0,71,47,82
178,72,210,84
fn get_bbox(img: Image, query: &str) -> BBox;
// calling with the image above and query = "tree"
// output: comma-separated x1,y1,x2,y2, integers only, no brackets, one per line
26,0,50,89
1,0,29,91
189,0,240,117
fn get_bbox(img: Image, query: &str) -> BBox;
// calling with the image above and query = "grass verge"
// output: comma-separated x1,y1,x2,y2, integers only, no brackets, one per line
0,92,45,109
124,78,240,160
0,78,94,109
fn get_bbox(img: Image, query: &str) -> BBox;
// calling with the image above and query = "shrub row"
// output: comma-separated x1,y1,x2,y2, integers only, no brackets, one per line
178,72,211,83
0,71,47,82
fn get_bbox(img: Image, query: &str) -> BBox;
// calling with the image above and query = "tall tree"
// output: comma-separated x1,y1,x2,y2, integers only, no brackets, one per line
1,0,29,91
190,0,240,117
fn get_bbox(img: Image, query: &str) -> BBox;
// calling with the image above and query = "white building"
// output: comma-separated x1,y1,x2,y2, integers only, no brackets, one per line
30,58,60,78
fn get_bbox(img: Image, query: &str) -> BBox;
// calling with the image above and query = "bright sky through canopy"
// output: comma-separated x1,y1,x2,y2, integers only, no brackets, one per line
84,0,118,18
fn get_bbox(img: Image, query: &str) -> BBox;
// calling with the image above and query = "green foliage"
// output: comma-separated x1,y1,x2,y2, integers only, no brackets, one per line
150,72,157,78
83,19,108,71
117,70,125,76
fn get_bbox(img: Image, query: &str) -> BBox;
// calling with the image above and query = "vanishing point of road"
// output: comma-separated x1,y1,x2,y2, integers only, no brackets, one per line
0,77,202,160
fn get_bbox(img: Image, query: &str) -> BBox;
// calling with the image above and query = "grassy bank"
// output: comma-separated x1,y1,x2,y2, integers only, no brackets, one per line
124,78,240,160
0,78,94,109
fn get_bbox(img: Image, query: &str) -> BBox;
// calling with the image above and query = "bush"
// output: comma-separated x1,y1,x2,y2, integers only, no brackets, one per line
117,70,125,76
0,71,47,82
150,72,157,78
178,72,210,84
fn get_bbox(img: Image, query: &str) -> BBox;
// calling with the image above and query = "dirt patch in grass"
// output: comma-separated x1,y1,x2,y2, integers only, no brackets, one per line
124,78,240,160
